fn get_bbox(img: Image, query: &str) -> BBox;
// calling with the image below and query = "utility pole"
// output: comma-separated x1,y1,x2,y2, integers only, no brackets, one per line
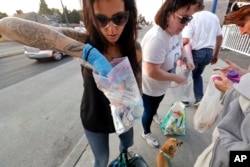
60,0,69,27
211,0,218,13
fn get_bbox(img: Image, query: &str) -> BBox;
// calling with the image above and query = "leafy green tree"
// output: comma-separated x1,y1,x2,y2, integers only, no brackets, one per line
68,10,81,24
38,0,52,15
37,0,82,25
50,8,61,15
0,12,8,19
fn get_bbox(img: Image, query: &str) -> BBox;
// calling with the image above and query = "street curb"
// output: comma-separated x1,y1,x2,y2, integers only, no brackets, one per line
60,136,89,167
0,49,24,59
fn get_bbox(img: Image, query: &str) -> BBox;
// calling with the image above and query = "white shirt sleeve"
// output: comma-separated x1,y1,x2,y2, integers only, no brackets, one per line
142,36,167,64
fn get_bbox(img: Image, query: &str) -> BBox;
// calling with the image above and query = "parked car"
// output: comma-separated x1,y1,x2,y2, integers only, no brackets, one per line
74,26,87,32
24,46,67,61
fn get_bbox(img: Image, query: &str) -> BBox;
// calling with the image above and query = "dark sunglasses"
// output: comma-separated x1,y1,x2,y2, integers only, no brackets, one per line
175,13,193,24
95,11,129,28
230,1,250,12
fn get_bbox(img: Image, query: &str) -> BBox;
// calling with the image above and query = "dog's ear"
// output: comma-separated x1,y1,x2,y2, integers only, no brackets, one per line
169,145,174,151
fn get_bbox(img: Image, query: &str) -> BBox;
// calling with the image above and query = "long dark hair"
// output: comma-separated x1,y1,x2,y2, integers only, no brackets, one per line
155,0,197,30
82,0,140,74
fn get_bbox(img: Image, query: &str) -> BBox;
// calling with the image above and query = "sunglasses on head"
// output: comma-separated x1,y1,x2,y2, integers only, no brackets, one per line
175,13,193,24
231,1,250,12
95,11,129,28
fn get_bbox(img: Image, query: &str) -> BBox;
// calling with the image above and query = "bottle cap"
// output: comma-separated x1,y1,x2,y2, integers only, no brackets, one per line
227,70,238,78
227,70,240,83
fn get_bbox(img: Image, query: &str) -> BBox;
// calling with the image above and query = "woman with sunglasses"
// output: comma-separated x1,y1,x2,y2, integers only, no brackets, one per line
140,0,196,148
0,0,141,166
194,1,250,167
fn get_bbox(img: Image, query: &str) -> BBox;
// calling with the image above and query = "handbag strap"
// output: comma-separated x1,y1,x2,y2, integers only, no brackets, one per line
117,152,128,167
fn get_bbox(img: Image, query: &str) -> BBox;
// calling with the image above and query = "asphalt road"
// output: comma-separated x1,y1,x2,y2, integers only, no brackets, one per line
0,59,84,167
0,42,83,167
0,53,72,89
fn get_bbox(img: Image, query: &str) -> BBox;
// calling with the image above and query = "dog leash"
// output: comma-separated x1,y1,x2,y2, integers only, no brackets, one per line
160,149,173,167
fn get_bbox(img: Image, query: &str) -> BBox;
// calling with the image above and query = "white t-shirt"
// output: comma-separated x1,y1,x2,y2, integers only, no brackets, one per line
182,11,222,50
141,25,182,96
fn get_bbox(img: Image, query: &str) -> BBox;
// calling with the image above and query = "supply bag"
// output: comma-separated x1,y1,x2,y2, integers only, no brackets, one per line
169,43,193,100
161,101,186,135
170,65,193,102
193,75,223,133
93,57,143,135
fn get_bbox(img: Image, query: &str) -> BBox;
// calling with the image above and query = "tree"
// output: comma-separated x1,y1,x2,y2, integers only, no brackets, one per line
68,10,81,24
37,0,82,25
38,0,52,15
0,12,8,19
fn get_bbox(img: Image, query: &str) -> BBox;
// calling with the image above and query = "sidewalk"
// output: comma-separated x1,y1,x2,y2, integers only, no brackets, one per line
71,50,249,167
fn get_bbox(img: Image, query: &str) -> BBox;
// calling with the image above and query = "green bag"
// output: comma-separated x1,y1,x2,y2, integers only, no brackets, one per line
108,151,148,167
161,101,186,135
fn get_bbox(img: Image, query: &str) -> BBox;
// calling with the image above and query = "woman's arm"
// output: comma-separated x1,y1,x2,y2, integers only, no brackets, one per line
0,17,84,57
55,27,88,44
220,60,249,76
143,61,186,84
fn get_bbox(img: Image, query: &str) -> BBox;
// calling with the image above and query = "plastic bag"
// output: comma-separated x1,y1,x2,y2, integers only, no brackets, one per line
108,151,149,167
193,75,223,133
93,57,143,135
169,43,193,99
170,65,193,102
161,101,186,135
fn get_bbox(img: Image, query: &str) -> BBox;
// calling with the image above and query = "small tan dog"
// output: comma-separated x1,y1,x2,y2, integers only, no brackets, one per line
156,138,183,167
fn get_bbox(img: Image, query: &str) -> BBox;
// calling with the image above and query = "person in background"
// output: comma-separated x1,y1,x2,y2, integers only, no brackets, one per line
194,1,250,166
182,0,223,106
0,0,141,167
140,0,196,148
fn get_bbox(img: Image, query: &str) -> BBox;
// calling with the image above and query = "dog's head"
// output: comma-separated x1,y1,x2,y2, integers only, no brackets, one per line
160,138,183,158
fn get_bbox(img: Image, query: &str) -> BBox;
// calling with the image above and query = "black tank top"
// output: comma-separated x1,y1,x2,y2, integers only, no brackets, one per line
80,66,115,133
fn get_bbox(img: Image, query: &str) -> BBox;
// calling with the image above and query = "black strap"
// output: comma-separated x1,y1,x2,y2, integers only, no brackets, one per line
85,46,94,61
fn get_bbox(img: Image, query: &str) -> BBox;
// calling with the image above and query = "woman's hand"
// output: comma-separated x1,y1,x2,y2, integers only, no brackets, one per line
213,72,233,93
82,44,112,76
174,74,187,84
220,60,247,76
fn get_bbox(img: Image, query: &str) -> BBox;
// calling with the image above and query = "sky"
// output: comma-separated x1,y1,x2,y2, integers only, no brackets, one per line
0,0,214,22
0,0,82,15
0,0,164,22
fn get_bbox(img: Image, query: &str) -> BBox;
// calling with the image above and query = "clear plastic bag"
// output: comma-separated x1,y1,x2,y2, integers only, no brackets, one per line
193,75,223,133
170,64,193,102
93,57,143,134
